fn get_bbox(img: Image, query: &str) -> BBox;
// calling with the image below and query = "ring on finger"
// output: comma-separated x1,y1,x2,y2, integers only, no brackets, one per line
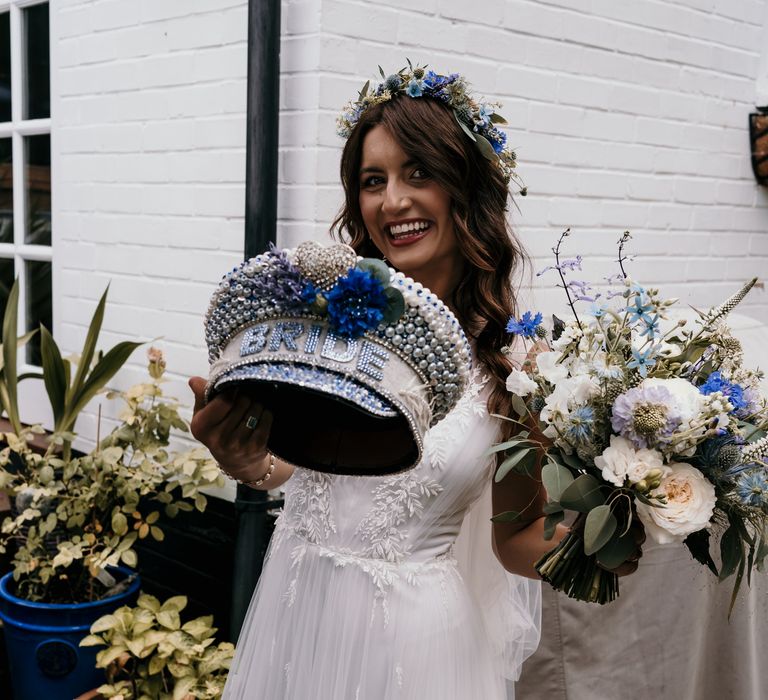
245,414,260,430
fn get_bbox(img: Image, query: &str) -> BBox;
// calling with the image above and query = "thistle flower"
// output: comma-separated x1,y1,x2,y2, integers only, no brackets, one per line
566,405,595,443
735,470,768,508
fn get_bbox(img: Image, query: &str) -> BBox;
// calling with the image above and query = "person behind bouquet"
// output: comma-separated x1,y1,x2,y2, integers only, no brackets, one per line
188,63,639,699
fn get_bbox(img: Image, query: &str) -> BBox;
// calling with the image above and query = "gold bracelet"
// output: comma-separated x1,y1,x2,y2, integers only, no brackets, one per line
225,453,276,488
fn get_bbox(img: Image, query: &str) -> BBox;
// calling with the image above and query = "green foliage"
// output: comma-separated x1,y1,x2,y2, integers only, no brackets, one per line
80,593,234,700
0,351,224,603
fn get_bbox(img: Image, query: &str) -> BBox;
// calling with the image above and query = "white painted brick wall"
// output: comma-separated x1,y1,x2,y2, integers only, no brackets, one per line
48,0,768,452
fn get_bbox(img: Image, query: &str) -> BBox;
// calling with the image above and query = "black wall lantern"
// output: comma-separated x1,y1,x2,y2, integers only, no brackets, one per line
750,106,768,186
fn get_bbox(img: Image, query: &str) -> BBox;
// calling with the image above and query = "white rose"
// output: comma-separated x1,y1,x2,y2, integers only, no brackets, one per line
594,435,665,488
636,463,716,544
505,369,538,398
535,351,569,385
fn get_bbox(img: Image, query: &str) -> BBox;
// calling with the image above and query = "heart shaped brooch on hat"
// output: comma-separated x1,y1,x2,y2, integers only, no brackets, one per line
204,241,472,476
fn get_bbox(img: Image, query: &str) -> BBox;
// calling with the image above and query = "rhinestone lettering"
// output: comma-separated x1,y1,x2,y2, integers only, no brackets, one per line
240,324,270,357
321,332,358,363
268,322,305,352
357,340,389,381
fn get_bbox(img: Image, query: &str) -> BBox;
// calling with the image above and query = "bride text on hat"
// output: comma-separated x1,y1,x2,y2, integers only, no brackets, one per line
240,320,389,381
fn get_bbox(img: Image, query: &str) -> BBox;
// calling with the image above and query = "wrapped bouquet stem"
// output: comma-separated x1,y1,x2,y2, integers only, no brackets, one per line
494,230,768,608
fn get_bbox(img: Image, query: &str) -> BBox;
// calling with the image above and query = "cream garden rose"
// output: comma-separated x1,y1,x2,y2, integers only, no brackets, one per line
636,462,716,544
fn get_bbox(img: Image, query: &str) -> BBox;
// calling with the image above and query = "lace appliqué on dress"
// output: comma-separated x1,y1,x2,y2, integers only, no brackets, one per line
425,367,489,471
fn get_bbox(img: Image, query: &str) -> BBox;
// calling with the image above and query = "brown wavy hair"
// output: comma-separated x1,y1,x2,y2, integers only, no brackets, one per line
331,96,529,433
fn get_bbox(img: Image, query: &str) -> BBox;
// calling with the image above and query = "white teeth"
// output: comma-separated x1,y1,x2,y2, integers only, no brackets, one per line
388,221,430,236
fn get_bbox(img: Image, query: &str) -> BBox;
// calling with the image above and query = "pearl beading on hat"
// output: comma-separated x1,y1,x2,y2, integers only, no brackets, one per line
203,248,472,425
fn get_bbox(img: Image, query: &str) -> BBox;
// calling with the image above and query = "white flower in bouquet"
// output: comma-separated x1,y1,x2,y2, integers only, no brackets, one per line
505,368,538,397
642,377,705,424
535,351,570,385
636,463,717,544
540,374,600,425
551,321,583,352
594,435,665,488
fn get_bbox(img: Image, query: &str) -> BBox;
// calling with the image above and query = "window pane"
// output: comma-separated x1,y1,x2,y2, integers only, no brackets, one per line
25,259,51,366
23,3,50,120
25,134,50,245
0,138,11,243
0,257,14,324
0,13,10,123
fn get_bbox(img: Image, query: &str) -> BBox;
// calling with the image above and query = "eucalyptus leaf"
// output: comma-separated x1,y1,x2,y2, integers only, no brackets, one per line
489,112,507,124
596,531,636,570
474,133,498,162
542,501,563,515
357,258,391,285
543,510,565,540
382,287,406,324
559,474,606,512
719,525,742,581
453,110,477,141
541,461,574,502
584,505,617,556
683,529,718,577
495,447,534,482
484,438,532,456
511,392,528,417
491,510,521,523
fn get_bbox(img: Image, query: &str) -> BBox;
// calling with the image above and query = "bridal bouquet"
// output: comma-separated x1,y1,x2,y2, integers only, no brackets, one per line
493,230,768,607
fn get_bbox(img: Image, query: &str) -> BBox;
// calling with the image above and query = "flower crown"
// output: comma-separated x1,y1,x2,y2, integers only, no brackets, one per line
336,60,525,193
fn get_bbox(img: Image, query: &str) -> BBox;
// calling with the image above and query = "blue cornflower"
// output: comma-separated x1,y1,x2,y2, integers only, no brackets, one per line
406,79,424,97
566,406,595,443
699,371,748,415
627,347,657,377
506,311,543,338
326,268,389,339
735,470,768,507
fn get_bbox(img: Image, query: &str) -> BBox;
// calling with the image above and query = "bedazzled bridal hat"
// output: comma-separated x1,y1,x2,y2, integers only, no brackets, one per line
203,241,471,475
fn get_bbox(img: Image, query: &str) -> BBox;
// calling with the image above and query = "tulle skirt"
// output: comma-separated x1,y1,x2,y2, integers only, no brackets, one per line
223,525,508,699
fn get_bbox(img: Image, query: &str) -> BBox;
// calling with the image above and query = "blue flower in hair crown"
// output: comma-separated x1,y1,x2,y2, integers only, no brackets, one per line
336,59,526,194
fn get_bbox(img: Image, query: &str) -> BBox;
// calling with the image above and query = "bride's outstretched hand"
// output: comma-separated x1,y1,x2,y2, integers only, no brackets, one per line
188,376,273,481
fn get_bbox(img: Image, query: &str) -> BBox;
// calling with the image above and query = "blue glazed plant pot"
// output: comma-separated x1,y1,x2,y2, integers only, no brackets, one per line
0,567,140,700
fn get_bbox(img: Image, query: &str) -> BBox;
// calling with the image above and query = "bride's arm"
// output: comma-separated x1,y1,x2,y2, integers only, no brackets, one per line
491,444,567,580
188,376,295,490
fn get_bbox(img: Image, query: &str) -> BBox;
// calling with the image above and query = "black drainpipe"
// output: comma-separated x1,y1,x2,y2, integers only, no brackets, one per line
229,0,282,640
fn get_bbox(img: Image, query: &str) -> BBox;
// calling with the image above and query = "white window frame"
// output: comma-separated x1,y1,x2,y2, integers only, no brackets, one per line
0,0,53,425
0,0,53,356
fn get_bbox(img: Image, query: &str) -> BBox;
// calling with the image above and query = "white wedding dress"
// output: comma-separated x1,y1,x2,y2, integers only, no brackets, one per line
223,370,541,699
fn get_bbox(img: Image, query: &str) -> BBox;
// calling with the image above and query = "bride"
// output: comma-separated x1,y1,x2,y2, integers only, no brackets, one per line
189,64,638,699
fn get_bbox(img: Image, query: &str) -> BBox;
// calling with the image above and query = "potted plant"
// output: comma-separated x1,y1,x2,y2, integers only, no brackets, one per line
0,283,224,699
76,593,234,699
